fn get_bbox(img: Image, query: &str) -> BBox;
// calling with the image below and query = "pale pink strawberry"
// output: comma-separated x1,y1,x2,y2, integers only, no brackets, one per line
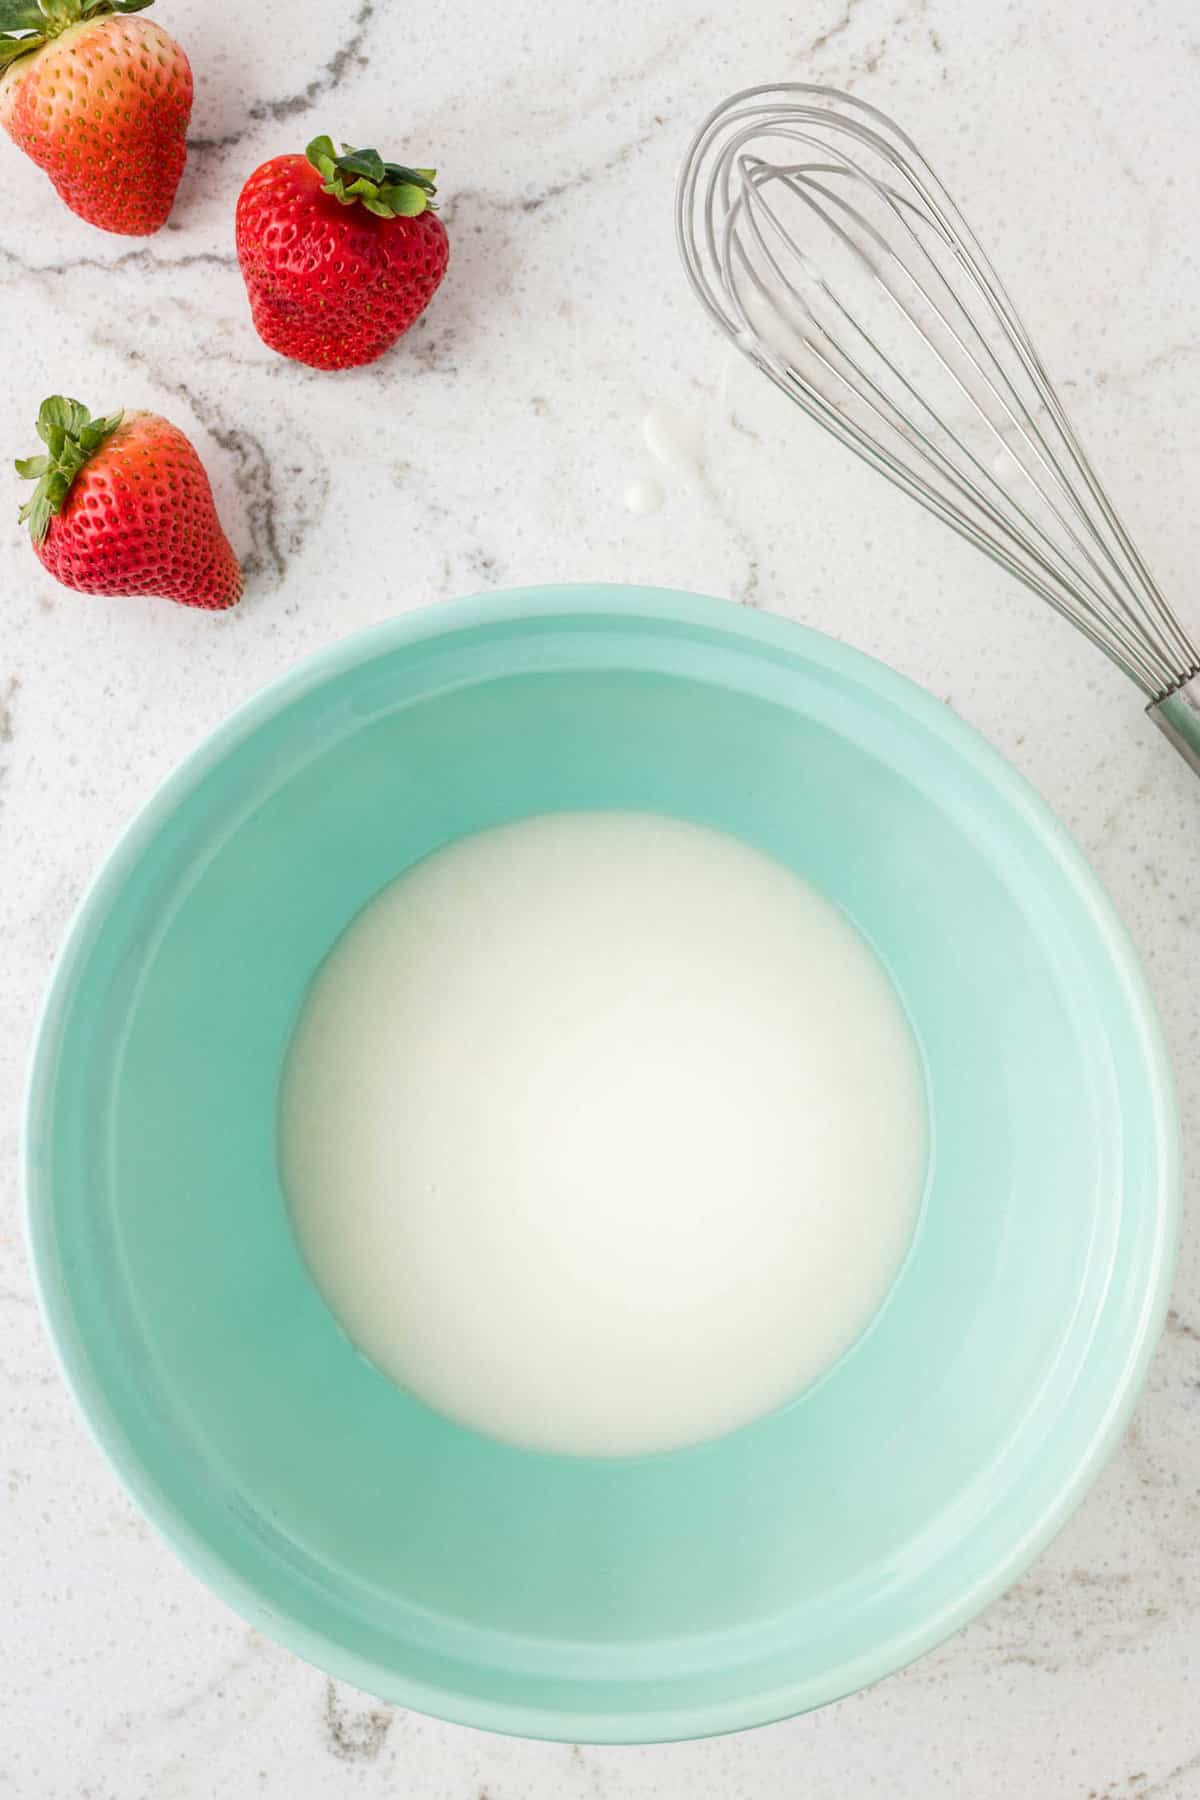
0,1,192,235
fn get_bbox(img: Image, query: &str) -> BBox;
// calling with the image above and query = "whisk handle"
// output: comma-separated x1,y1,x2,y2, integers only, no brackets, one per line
1148,676,1200,779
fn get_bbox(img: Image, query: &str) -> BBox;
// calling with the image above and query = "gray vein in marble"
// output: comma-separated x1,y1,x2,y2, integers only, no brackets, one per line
466,13,706,143
1120,1417,1192,1598
1166,1308,1199,1343
1094,1745,1200,1800
1082,97,1152,207
448,121,664,222
185,128,246,156
0,676,18,815
162,1637,266,1725
927,25,949,78
189,0,376,153
385,318,460,379
175,410,286,585
688,466,762,607
0,675,17,742
322,1678,394,1761
85,1508,152,1544
251,0,375,124
0,243,237,281
786,0,920,83
526,123,661,212
0,1356,57,1390
1090,340,1200,394
807,0,864,56
388,463,504,599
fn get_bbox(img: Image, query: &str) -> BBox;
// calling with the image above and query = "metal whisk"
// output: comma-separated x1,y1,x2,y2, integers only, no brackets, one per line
676,84,1200,775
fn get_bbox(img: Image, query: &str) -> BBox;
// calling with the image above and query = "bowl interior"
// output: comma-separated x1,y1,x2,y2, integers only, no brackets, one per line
28,587,1175,1740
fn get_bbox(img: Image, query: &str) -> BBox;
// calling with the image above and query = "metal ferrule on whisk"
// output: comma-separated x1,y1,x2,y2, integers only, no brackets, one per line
1150,675,1200,776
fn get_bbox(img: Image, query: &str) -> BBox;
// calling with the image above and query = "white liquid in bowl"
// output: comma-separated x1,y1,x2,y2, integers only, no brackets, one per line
280,812,927,1457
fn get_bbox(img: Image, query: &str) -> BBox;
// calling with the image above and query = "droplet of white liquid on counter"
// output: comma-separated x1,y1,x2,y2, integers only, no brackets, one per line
624,476,664,516
643,404,706,474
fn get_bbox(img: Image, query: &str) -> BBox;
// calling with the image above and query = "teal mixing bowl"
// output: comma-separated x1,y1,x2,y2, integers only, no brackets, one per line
26,584,1177,1742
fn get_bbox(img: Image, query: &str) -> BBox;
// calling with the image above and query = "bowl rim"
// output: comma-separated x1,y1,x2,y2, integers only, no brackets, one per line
23,582,1180,1743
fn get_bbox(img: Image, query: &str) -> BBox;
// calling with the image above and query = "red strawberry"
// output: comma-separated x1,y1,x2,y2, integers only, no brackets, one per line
0,0,192,236
235,135,449,370
17,396,242,610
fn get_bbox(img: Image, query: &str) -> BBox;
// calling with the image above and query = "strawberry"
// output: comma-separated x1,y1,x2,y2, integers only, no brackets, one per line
0,0,192,236
17,396,242,610
236,135,449,370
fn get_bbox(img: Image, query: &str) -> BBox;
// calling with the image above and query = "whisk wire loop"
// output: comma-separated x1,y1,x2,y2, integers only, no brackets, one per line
677,84,1200,712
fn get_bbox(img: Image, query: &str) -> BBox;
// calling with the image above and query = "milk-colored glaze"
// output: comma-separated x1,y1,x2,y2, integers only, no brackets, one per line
281,812,927,1457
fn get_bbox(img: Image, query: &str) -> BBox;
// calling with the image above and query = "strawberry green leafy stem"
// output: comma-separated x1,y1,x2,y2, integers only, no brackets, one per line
0,0,153,71
16,396,122,543
305,135,437,218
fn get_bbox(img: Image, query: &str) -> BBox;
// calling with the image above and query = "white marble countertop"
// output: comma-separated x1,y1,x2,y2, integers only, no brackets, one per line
3,0,1200,1793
